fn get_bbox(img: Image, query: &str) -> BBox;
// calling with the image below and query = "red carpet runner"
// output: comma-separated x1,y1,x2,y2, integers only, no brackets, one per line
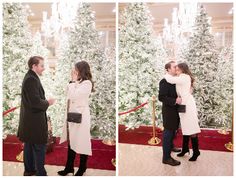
3,135,116,170
119,125,232,152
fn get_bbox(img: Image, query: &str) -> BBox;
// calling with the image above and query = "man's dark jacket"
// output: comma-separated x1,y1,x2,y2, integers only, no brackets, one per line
158,78,180,130
17,70,49,144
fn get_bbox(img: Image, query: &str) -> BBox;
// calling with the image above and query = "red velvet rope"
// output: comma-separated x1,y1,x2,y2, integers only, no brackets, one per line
119,102,148,116
5,102,149,117
3,106,19,116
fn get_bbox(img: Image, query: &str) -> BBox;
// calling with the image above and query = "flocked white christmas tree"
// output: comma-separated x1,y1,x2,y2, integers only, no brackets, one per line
119,3,158,129
182,5,219,127
214,45,233,129
3,4,50,138
53,3,116,139
3,3,33,138
96,58,116,140
154,35,168,127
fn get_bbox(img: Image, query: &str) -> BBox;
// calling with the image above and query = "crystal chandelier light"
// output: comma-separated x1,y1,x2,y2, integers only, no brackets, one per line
162,2,198,44
162,2,199,58
40,2,80,38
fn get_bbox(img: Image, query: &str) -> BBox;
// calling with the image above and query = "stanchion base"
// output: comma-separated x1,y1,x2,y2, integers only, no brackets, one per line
148,137,161,145
218,129,230,135
225,142,233,152
111,158,116,167
16,151,24,162
102,139,116,146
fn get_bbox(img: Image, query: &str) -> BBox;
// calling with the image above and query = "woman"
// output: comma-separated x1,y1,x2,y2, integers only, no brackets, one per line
58,61,94,176
164,62,201,161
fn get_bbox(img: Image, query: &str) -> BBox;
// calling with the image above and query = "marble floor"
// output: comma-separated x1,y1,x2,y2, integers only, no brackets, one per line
3,161,116,176
118,143,233,176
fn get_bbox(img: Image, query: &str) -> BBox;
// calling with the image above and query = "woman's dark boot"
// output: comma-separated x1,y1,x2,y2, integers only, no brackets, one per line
75,154,88,176
58,145,76,176
177,135,190,157
189,136,200,161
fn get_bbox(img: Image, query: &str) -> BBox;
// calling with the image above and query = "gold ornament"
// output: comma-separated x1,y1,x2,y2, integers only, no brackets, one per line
102,138,116,146
218,129,229,135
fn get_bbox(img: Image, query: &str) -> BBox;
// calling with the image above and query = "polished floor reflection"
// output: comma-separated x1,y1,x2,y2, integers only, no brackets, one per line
119,143,233,176
3,161,115,176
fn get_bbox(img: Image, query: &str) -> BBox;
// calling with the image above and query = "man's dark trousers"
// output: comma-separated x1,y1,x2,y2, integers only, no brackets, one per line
24,143,47,176
162,129,175,161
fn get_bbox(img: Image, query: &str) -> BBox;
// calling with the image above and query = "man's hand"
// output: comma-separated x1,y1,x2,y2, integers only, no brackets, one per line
47,98,56,106
176,97,182,105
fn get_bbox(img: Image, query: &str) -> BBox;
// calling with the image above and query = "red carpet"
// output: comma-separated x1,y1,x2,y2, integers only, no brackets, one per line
119,125,232,152
3,135,116,170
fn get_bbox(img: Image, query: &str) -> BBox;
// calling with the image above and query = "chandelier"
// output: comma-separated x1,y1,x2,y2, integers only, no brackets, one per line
161,2,200,58
162,2,198,44
40,2,80,38
39,2,115,60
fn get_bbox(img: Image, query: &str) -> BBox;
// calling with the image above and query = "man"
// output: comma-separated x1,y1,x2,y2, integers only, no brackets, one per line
158,61,181,166
17,56,55,176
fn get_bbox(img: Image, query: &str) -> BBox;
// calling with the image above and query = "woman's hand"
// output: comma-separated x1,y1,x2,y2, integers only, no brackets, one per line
71,69,78,81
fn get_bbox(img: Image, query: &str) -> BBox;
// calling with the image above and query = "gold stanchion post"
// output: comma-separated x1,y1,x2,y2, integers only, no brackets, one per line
16,151,24,162
16,143,24,162
111,158,116,167
225,109,233,151
148,95,161,145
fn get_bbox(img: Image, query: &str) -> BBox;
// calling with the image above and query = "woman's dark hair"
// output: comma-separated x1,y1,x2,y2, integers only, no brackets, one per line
177,62,195,87
75,61,94,92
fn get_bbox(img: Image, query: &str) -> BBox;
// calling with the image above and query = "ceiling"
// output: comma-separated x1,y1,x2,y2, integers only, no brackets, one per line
24,3,116,32
119,3,233,33
25,3,233,34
